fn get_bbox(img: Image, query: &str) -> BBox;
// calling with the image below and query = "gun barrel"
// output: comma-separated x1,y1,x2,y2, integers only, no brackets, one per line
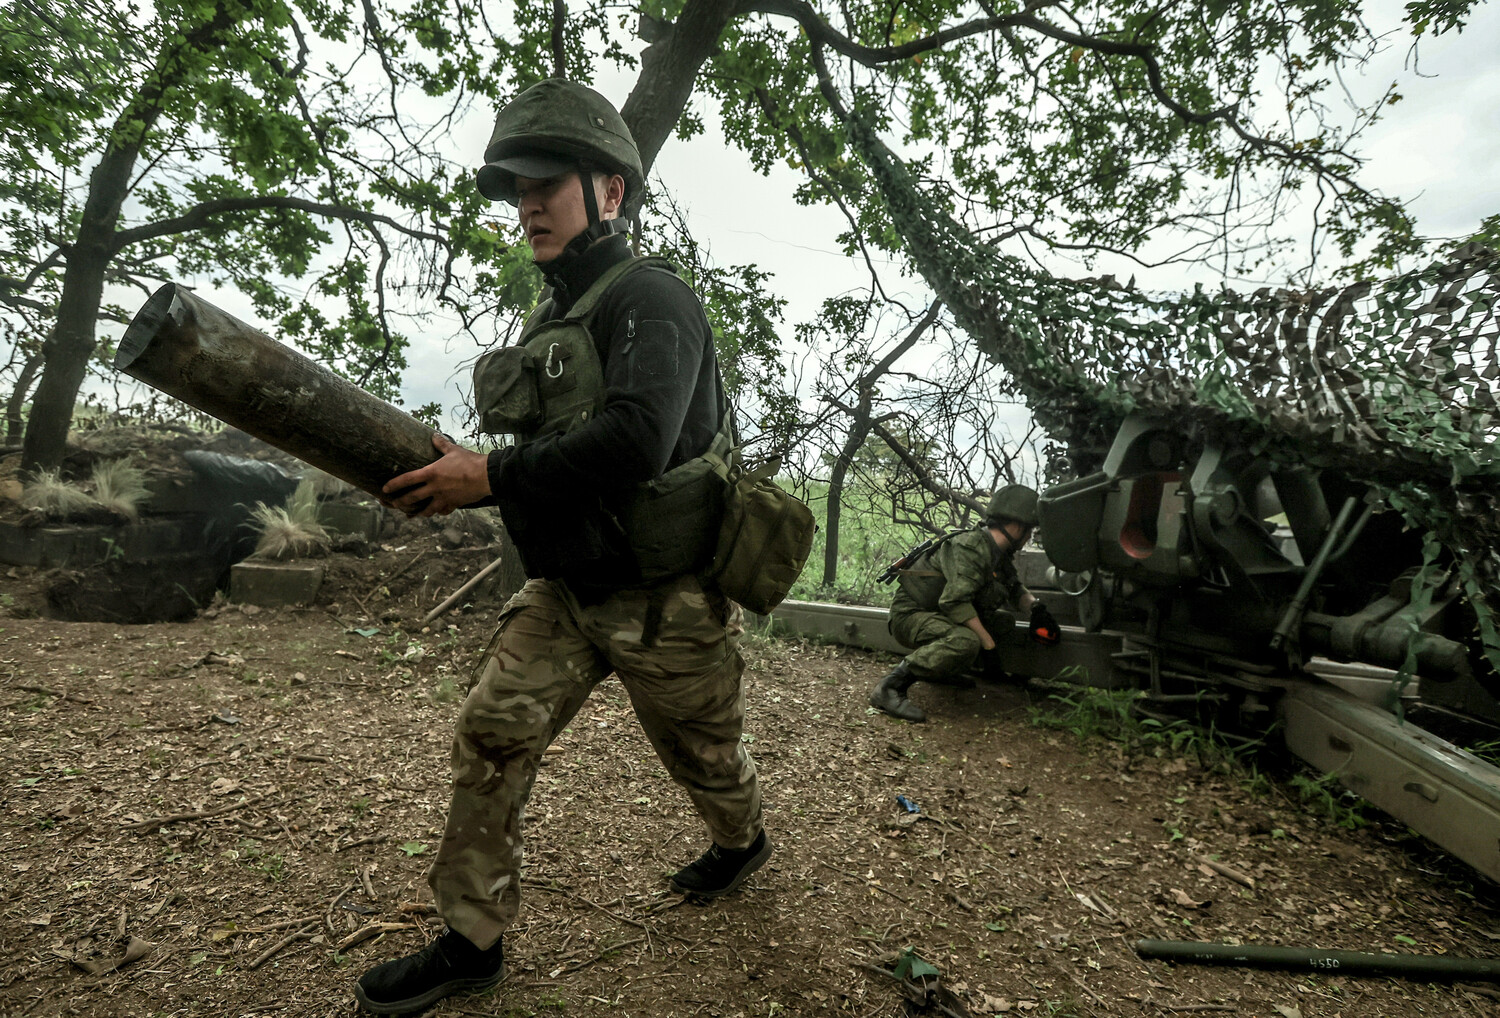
116,283,439,502
1136,939,1500,981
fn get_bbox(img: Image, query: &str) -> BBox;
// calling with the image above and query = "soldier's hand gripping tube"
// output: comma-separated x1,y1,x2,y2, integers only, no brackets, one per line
1030,602,1060,645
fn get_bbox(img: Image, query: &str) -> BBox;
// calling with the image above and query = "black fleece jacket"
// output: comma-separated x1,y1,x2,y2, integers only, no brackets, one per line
483,233,720,587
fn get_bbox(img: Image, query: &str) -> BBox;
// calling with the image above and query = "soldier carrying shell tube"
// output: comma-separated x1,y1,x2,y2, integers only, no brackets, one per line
355,78,769,1016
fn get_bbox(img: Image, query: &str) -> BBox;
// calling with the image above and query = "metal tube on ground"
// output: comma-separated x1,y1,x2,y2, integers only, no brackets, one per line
116,283,439,504
1136,939,1500,982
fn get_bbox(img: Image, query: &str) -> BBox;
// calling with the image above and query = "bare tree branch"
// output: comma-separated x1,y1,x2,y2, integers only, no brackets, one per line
110,197,448,252
873,420,984,515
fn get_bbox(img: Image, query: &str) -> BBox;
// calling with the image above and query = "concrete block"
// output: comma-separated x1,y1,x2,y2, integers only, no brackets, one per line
317,501,384,541
230,559,324,607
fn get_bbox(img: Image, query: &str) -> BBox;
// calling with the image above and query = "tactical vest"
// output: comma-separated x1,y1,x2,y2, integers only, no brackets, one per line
894,530,964,608
896,528,1021,612
473,256,733,584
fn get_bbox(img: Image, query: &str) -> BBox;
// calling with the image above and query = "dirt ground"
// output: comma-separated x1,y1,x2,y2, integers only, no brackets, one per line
2,522,1499,1018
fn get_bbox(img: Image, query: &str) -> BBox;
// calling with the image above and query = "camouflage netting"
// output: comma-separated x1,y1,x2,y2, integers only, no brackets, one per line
844,114,1500,671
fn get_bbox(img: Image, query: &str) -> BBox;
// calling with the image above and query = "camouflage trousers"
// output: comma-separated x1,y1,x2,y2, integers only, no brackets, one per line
428,574,761,951
889,608,1019,684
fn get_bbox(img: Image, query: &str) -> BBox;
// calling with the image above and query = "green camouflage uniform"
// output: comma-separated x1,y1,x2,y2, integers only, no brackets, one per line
428,574,759,950
890,528,1028,683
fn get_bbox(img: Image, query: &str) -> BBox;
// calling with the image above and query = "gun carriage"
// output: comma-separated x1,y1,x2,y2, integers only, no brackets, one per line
1039,413,1499,733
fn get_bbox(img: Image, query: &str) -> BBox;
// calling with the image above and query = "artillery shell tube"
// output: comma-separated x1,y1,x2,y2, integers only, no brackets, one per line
1135,939,1500,982
117,283,439,501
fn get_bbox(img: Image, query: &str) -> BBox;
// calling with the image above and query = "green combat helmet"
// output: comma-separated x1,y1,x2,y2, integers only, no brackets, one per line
986,484,1040,528
475,78,645,206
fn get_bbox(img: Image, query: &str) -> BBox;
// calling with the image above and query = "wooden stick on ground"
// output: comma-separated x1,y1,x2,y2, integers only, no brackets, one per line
556,936,647,975
1194,855,1255,889
816,861,911,904
336,922,420,952
368,550,429,602
1044,953,1109,1009
335,834,388,853
125,791,280,834
246,922,318,969
421,554,505,628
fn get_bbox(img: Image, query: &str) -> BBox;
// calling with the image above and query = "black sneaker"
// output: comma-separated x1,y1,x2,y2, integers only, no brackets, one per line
669,830,772,897
354,928,505,1015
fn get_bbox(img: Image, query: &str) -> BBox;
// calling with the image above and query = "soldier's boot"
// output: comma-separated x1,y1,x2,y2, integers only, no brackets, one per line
670,829,772,897
354,928,505,1014
868,660,926,722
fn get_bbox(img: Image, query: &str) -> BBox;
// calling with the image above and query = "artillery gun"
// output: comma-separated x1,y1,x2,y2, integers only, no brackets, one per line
1039,413,1499,731
1033,414,1500,884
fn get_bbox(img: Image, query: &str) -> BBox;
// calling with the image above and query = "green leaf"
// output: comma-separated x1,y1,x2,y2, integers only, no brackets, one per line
1394,934,1418,946
892,948,940,981
399,842,429,857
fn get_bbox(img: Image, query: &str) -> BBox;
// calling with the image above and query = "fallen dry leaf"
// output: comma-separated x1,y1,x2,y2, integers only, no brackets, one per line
1170,888,1210,909
58,936,154,976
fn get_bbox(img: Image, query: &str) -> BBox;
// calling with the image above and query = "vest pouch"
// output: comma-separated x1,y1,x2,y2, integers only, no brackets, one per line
473,346,542,435
621,455,724,584
525,320,606,437
708,458,816,614
895,559,946,611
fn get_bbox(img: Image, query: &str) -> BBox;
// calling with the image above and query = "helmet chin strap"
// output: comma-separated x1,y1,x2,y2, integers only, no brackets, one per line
541,169,630,270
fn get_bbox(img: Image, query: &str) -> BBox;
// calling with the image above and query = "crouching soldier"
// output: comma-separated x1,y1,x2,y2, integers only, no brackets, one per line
869,485,1060,722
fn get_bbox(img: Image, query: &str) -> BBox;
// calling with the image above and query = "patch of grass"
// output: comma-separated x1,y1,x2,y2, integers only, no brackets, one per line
1030,681,1269,774
90,458,150,520
430,676,460,704
1289,771,1368,829
232,838,287,881
248,479,330,560
1470,738,1500,768
22,468,98,518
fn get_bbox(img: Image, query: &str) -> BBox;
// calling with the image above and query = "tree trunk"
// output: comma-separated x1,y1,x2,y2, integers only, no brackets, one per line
621,0,743,191
19,4,240,475
5,348,43,446
822,446,849,588
822,416,872,589
21,241,111,473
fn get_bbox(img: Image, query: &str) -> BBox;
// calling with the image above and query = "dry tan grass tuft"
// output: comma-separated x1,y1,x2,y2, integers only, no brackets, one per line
90,459,150,520
249,479,330,559
22,469,99,519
